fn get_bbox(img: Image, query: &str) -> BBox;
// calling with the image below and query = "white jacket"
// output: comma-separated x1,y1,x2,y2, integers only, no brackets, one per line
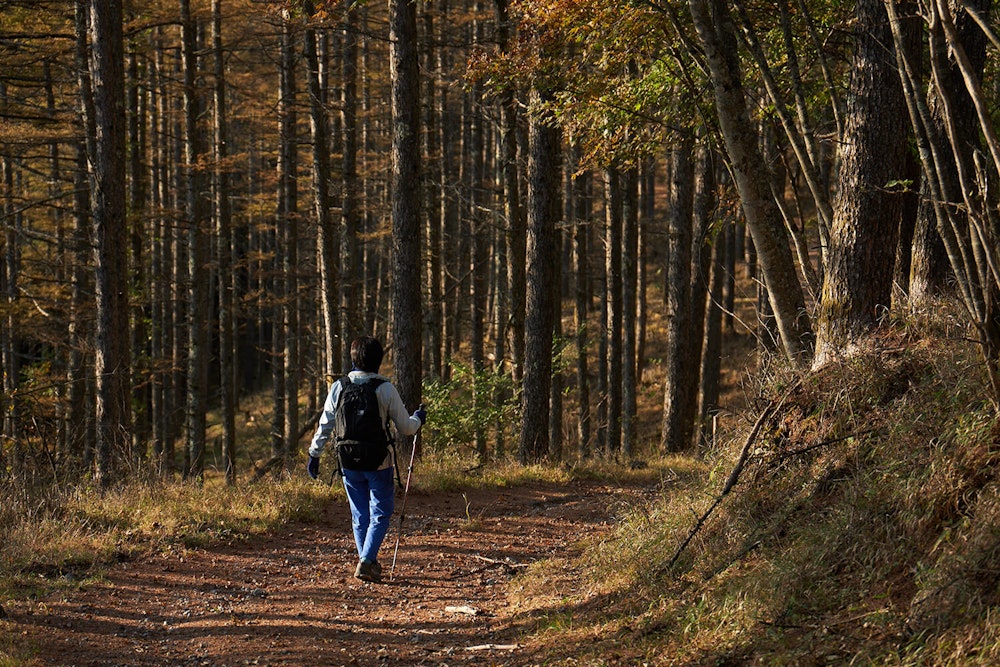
308,371,422,469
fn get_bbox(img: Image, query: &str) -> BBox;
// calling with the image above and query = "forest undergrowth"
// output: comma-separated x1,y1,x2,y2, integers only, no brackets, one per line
511,301,1000,665
6,301,1000,665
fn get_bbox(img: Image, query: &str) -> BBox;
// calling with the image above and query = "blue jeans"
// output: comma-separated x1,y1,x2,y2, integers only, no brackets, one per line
342,467,395,563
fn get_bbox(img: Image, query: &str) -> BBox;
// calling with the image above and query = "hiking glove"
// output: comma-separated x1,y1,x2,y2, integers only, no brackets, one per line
414,407,427,424
307,455,320,480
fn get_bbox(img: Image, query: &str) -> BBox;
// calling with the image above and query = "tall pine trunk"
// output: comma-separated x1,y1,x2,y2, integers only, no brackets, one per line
604,167,622,456
88,0,131,485
213,0,236,484
814,0,913,365
181,0,210,481
661,139,698,453
519,87,561,464
389,0,423,419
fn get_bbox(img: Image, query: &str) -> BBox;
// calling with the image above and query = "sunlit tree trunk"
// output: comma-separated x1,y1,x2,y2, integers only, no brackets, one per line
689,0,813,364
604,166,622,456
213,0,236,484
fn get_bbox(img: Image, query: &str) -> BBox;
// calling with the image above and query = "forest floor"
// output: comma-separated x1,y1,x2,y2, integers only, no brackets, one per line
6,476,653,666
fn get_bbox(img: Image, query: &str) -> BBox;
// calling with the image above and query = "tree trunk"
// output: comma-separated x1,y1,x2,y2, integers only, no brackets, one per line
127,41,149,465
519,87,561,464
814,0,913,366
571,143,591,459
661,139,698,453
304,2,337,379
276,11,298,473
422,1,443,379
907,0,987,305
700,215,727,449
88,0,131,485
181,0,210,481
469,58,488,459
689,0,813,364
621,166,639,459
1,138,21,477
390,0,423,418
604,166,622,456
340,4,360,370
213,0,236,484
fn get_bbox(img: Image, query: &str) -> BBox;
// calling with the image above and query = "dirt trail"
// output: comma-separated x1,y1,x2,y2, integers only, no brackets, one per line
9,479,646,666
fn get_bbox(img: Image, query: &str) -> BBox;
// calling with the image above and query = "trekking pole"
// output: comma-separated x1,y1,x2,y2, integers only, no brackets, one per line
390,408,422,580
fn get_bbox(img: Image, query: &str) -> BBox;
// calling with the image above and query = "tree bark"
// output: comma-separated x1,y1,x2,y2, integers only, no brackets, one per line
303,1,338,379
340,3,360,370
181,0,210,481
661,139,698,453
213,0,236,484
621,166,639,459
570,143,591,459
88,0,131,485
390,0,423,418
689,0,813,364
604,166,622,456
519,87,561,464
814,0,914,366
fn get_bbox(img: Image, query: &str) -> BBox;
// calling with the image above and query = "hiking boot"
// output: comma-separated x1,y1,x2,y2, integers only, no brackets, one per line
355,559,382,583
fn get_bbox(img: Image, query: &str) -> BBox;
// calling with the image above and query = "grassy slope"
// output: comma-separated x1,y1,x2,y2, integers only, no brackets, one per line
514,314,1000,665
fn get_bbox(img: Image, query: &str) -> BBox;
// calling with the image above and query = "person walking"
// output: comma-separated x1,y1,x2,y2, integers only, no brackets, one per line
307,336,427,582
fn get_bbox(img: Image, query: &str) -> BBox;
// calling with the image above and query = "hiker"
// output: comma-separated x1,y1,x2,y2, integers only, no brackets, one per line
306,335,427,583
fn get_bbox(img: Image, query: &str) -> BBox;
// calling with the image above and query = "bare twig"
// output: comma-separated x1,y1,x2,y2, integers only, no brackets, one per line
667,381,800,570
769,428,882,466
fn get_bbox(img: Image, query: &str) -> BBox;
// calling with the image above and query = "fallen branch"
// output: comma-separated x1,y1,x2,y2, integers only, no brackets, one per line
472,554,529,569
250,455,285,483
667,382,799,570
769,428,882,465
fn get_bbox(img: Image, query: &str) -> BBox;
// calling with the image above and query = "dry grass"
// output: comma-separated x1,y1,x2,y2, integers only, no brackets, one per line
513,306,1000,665
0,477,333,600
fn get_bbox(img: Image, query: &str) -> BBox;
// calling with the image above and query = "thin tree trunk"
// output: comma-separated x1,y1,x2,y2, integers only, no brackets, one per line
340,3,360,369
422,0,443,379
213,0,236,484
689,0,813,364
572,147,591,460
621,166,638,459
604,166,622,456
127,41,149,465
181,0,209,481
549,218,564,462
700,215,727,449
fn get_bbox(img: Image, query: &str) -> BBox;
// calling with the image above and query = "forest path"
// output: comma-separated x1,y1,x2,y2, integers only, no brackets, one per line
13,477,651,666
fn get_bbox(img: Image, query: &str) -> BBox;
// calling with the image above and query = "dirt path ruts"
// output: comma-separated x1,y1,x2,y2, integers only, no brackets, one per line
9,480,642,666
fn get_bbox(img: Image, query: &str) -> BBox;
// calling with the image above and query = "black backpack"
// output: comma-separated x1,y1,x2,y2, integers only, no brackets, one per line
334,377,391,471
